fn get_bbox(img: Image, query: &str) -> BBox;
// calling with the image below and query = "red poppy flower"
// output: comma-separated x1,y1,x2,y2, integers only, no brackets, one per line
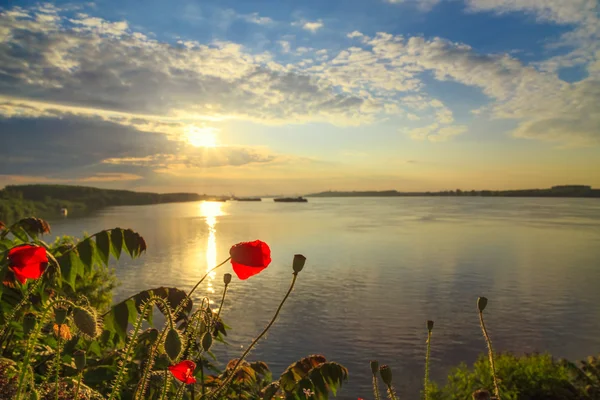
8,245,48,284
168,360,197,384
229,240,271,280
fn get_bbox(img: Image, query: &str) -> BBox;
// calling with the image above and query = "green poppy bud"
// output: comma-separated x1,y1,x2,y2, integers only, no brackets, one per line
54,306,68,325
23,313,36,336
201,331,213,352
379,365,393,386
73,307,99,338
293,254,306,273
148,328,159,344
223,273,232,285
74,350,86,371
370,360,379,375
477,297,488,312
427,320,434,331
164,328,183,361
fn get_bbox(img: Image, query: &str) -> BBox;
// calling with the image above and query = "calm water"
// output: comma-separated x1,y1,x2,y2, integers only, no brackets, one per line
47,197,600,398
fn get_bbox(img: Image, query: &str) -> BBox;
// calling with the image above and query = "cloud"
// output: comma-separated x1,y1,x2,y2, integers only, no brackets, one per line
241,12,273,25
466,0,600,75
295,20,324,32
406,123,468,142
0,6,366,126
385,0,441,11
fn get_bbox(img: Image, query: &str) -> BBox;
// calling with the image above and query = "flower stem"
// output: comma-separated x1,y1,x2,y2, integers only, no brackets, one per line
175,258,230,317
479,311,501,400
386,385,398,400
424,329,432,400
214,282,229,327
0,279,41,339
55,335,62,400
108,298,161,400
205,271,299,399
372,375,381,400
74,372,83,399
159,369,171,400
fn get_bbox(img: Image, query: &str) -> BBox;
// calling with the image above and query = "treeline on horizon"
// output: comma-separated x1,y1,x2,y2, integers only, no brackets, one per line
308,185,600,198
0,184,203,222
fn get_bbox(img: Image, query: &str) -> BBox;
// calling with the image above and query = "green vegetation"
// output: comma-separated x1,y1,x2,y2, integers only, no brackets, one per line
1,217,599,399
427,353,600,400
0,184,203,222
308,185,600,198
0,218,347,399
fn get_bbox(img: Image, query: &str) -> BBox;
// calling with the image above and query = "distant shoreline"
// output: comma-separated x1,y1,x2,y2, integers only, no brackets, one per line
306,185,600,199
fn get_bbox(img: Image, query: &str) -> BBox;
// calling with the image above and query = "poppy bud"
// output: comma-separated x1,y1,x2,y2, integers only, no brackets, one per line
164,328,183,361
427,320,434,331
477,297,488,312
223,273,232,285
379,365,393,386
54,306,68,325
201,331,213,352
74,350,86,371
472,389,491,400
23,313,36,336
73,307,99,338
293,254,306,273
148,328,159,344
370,360,379,375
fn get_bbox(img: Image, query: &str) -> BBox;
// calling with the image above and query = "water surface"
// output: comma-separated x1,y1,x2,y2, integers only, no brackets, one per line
48,197,600,398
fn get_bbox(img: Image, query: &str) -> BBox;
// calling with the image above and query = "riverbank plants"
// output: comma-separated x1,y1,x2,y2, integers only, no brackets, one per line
1,217,599,399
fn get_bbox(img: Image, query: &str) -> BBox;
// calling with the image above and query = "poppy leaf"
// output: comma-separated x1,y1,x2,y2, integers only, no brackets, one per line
109,229,123,260
78,238,95,270
95,230,110,266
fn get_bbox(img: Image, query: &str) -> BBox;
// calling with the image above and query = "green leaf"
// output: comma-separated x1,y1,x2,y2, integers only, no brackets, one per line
78,238,95,270
123,229,146,258
112,301,130,339
95,231,110,266
60,250,84,288
110,229,123,260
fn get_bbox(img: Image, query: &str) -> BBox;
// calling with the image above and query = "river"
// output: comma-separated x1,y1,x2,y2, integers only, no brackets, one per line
47,197,600,398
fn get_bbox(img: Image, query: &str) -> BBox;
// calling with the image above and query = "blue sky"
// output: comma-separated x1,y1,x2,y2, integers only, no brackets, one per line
0,0,599,195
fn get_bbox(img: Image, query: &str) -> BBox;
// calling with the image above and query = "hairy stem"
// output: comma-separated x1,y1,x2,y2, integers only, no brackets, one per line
159,369,171,400
206,272,299,399
55,335,62,400
0,279,42,339
214,283,229,325
174,258,230,317
386,385,398,400
479,311,501,400
372,375,381,400
15,299,73,400
424,330,432,400
74,372,83,399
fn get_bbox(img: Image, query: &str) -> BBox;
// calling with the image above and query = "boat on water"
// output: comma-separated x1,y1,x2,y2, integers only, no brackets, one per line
273,197,308,203
233,197,262,201
60,208,68,217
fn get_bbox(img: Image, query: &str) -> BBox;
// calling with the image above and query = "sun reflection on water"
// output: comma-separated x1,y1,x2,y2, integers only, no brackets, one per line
199,201,225,297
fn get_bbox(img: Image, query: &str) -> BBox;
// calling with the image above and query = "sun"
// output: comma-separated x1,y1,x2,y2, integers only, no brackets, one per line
185,126,218,148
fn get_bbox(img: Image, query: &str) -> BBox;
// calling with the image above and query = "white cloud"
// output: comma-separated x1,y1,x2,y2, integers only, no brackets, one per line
241,12,273,25
406,123,468,142
300,20,324,32
385,0,441,11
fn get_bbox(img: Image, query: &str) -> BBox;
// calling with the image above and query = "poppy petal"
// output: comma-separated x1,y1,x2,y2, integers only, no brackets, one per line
168,360,197,384
8,245,48,284
229,240,271,280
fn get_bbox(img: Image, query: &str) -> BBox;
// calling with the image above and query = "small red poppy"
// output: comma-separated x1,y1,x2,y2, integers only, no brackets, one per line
7,245,48,284
168,360,197,384
229,240,271,280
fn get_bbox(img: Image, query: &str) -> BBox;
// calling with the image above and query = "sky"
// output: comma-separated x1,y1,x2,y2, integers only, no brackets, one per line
0,0,599,195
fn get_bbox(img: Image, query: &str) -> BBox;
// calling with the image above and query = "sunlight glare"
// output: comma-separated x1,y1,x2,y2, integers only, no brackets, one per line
185,126,218,148
200,201,226,295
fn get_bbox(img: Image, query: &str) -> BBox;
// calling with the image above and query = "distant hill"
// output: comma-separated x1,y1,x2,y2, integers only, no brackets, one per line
307,185,600,198
0,184,203,222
